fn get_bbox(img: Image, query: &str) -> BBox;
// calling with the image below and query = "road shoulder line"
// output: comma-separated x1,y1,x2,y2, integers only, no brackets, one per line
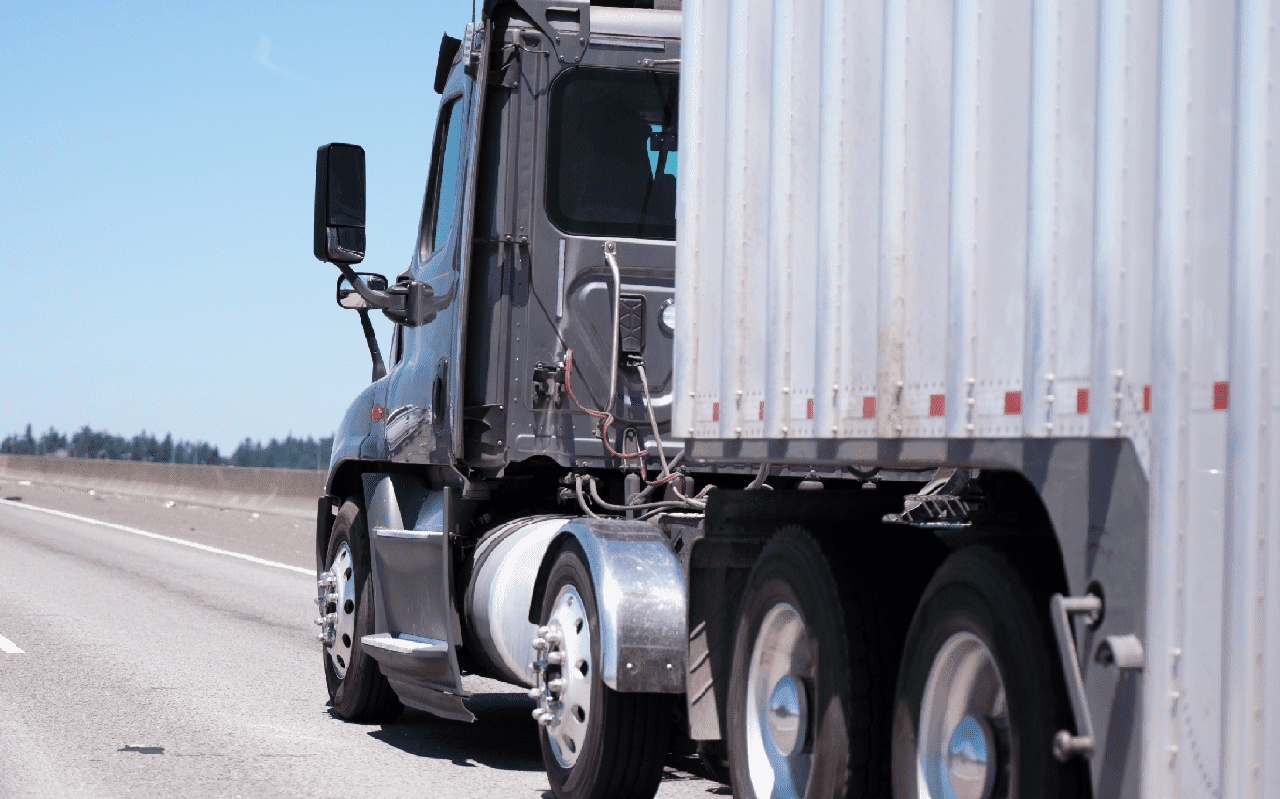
0,498,312,576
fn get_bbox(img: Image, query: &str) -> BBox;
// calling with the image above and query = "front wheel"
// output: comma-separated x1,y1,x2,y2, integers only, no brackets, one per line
319,498,402,723
535,540,670,799
891,546,1085,799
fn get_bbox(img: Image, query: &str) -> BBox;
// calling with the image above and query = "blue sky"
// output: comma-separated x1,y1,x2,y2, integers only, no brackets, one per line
1,0,473,452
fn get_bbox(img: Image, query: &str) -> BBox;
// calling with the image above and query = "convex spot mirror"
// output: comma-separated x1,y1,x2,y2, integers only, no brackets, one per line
337,273,387,310
314,143,366,265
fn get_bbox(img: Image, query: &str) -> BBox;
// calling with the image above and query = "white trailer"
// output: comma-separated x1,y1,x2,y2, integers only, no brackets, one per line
674,1,1280,798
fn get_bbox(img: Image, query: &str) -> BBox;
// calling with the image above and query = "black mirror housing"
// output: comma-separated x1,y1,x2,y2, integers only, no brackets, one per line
314,143,366,264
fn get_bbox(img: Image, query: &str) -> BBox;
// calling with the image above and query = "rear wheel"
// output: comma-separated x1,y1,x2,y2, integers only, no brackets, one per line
891,546,1084,799
319,498,402,723
535,540,670,799
727,527,887,799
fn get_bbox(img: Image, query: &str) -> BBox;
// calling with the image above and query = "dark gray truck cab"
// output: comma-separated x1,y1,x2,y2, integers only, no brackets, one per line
326,4,681,479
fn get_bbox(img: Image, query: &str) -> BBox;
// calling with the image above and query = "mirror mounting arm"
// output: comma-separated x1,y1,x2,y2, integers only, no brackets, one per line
357,310,388,382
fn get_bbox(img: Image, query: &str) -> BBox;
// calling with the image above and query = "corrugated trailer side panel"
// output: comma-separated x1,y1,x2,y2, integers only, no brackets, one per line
675,1,1279,797
676,0,1154,448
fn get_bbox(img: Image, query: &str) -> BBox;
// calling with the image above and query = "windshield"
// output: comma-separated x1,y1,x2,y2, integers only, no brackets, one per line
546,68,678,240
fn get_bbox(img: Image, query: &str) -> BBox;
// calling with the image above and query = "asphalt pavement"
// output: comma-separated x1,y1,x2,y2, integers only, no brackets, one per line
0,478,723,799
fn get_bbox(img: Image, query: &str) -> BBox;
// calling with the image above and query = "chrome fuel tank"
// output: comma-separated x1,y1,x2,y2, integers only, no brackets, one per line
465,515,574,688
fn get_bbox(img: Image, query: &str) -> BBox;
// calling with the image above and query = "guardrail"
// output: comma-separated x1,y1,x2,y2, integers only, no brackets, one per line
0,454,324,517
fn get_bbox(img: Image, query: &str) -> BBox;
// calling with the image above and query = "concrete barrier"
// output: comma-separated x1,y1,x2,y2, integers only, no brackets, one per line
0,454,324,518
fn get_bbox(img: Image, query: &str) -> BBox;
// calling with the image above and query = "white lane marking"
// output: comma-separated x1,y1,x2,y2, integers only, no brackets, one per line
0,632,23,654
0,499,312,575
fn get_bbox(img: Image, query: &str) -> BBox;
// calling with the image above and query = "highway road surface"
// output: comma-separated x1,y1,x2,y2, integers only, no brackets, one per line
0,478,724,799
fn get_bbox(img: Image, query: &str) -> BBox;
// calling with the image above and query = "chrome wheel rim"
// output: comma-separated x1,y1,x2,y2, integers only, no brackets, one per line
323,543,357,680
744,602,812,799
917,631,1008,799
536,585,593,769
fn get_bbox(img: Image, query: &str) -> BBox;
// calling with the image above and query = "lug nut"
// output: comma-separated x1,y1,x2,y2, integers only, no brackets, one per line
528,687,542,699
538,713,554,726
545,628,563,645
317,572,336,589
532,637,547,651
548,678,565,692
547,651,565,665
532,707,544,721
537,626,550,638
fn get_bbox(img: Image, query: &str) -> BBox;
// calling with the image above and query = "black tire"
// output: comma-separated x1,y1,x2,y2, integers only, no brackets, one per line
538,540,670,799
891,546,1086,799
727,526,888,799
321,498,403,724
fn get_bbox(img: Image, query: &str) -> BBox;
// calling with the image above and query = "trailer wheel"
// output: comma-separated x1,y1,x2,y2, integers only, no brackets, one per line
891,547,1083,799
320,498,402,724
536,540,670,799
727,527,884,799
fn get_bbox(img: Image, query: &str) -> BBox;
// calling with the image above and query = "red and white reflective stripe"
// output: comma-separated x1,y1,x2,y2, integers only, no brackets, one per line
1077,388,1090,414
863,396,876,418
929,394,946,417
1004,391,1022,415
1213,381,1229,410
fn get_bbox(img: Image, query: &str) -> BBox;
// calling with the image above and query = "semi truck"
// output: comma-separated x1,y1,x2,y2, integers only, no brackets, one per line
308,1,1279,798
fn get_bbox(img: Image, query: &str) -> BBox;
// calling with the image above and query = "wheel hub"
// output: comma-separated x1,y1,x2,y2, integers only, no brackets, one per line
530,586,593,768
918,632,1007,799
744,602,812,799
947,714,996,799
767,674,807,756
315,543,356,679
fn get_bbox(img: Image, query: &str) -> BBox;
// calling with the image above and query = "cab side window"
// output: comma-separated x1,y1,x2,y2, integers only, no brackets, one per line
419,96,467,260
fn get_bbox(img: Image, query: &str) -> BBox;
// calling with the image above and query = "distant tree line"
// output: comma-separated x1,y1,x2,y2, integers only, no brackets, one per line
229,435,334,470
1,424,332,470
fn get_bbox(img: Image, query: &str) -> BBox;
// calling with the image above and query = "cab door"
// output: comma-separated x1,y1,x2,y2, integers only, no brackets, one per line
384,23,490,465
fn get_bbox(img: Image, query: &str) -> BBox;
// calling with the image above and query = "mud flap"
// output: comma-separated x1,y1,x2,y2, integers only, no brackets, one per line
361,474,473,722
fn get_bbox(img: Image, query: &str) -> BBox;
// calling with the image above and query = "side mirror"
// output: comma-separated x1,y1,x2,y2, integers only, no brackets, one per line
314,143,366,264
337,273,388,309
